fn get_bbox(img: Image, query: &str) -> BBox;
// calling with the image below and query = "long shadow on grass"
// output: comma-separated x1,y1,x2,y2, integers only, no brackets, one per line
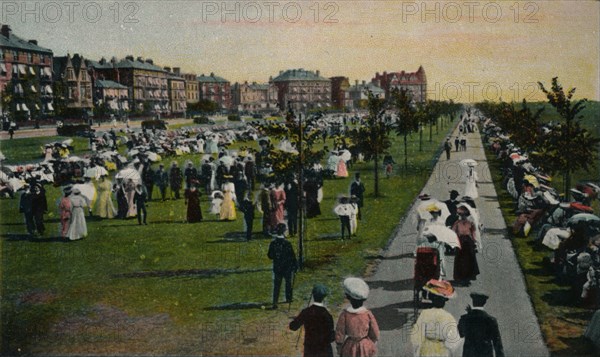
112,267,270,279
3,233,66,243
204,302,271,311
370,302,412,331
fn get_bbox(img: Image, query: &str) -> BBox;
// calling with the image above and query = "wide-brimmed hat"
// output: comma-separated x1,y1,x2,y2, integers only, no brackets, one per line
343,277,369,300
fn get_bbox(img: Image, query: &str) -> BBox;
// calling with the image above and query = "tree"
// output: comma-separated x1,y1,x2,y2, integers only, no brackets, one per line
347,89,391,197
187,99,219,114
391,88,419,170
538,77,599,199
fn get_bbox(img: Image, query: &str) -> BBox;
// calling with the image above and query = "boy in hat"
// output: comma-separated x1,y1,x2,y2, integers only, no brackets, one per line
267,223,298,309
289,284,335,357
458,292,504,357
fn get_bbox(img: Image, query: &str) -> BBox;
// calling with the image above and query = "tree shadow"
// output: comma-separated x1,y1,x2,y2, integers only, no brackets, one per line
204,302,270,311
541,288,580,308
370,302,412,331
111,267,270,279
368,279,413,292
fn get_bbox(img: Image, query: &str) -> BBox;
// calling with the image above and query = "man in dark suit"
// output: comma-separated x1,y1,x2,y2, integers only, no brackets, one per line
445,190,460,227
268,223,298,309
458,292,504,357
289,284,335,357
349,172,365,220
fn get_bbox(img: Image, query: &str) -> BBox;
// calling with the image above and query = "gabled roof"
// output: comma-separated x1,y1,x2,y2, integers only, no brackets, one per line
273,69,330,82
197,73,229,83
95,79,128,89
53,54,87,79
0,32,52,54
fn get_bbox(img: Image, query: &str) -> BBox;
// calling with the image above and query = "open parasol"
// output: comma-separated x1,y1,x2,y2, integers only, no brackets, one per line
115,168,142,184
568,213,600,226
460,159,478,167
422,225,461,248
84,166,109,180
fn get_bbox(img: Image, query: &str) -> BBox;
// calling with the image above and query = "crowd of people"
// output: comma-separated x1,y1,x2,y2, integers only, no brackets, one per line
483,116,600,309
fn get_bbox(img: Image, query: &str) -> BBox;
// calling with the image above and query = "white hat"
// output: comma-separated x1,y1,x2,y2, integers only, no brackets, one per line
343,277,369,300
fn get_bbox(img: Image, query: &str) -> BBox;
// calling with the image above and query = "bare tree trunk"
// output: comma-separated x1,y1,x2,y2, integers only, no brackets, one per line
404,134,408,170
374,153,379,197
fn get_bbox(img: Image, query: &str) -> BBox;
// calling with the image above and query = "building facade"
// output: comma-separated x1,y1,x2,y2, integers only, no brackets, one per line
231,81,277,113
88,55,169,115
0,24,54,120
271,69,331,111
182,73,199,104
197,73,231,110
53,54,93,114
348,80,385,109
372,66,427,103
165,67,187,115
329,76,351,110
94,79,129,115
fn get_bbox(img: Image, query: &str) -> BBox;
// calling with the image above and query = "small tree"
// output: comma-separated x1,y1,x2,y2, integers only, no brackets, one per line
391,88,419,170
538,77,599,199
348,89,391,196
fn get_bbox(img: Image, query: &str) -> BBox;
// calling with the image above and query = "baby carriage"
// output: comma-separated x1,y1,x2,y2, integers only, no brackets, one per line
413,247,441,318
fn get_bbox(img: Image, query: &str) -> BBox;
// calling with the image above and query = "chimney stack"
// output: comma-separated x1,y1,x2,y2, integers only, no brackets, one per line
164,67,171,72
210,72,215,77
1,25,12,38
145,58,153,65
173,67,180,75
28,40,38,45
136,56,144,62
355,80,359,86
316,70,320,77
362,80,366,85
125,55,134,61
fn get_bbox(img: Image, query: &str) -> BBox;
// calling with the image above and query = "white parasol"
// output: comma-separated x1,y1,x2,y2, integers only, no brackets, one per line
146,152,161,162
115,168,142,184
84,166,109,180
422,225,461,249
460,159,478,167
339,149,352,162
72,182,97,203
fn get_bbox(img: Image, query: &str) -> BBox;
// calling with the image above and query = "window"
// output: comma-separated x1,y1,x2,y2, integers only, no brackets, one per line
12,50,18,59
27,53,32,63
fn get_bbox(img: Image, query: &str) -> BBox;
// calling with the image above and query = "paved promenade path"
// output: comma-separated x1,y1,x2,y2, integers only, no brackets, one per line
366,125,549,356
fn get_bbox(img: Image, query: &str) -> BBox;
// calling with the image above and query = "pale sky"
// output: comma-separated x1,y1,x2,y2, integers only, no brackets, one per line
4,0,599,102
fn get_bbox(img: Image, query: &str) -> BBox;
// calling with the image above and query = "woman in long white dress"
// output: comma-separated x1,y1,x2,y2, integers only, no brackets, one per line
464,165,479,199
67,188,88,241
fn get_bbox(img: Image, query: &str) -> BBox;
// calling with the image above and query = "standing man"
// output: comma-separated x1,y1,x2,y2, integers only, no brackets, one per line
289,284,335,357
267,223,298,309
143,165,155,201
458,292,504,357
154,164,169,201
444,138,452,160
285,177,299,236
184,161,198,190
169,161,183,200
134,184,148,225
19,185,35,236
454,136,460,152
239,195,255,241
31,184,48,236
349,172,366,220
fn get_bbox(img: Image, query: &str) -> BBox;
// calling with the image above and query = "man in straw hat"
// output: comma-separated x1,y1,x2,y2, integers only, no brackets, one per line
335,277,380,357
458,292,504,357
289,284,335,357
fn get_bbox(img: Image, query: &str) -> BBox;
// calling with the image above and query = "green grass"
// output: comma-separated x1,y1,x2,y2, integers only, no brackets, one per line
483,105,599,356
0,117,457,355
0,136,91,165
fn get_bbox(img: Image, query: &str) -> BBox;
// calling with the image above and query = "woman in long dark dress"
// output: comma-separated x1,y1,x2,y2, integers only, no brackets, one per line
304,177,321,218
451,205,480,285
184,185,203,223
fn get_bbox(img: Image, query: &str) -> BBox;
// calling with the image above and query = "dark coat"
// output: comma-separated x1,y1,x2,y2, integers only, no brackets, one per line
458,309,504,357
268,237,298,274
289,304,335,357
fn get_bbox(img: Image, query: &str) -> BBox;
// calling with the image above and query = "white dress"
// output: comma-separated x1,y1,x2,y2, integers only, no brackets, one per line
464,170,479,199
67,194,88,240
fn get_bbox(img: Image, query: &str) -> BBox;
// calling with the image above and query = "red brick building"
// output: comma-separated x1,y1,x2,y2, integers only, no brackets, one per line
197,73,231,111
0,24,54,120
330,76,351,110
372,66,427,103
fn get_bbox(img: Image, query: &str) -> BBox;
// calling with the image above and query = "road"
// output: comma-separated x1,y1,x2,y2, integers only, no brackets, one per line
366,125,549,356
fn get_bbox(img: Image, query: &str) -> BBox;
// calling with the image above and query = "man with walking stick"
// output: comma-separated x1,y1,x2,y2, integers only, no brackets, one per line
289,284,335,357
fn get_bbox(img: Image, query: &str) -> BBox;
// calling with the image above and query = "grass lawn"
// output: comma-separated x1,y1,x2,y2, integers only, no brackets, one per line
1,117,456,355
482,106,599,356
0,136,91,165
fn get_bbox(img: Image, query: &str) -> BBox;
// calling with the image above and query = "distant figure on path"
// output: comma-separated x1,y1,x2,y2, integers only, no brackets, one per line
464,164,479,199
444,138,452,160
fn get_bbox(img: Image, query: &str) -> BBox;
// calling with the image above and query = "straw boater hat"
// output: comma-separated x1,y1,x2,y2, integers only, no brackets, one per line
343,277,369,300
